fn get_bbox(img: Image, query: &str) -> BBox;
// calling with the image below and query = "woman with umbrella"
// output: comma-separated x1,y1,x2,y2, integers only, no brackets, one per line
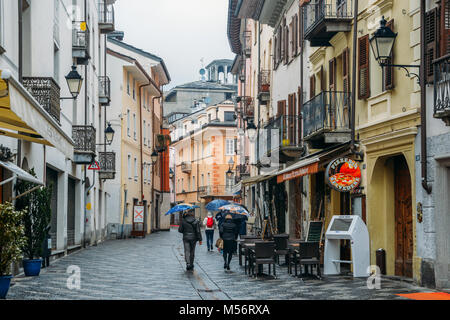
219,214,239,270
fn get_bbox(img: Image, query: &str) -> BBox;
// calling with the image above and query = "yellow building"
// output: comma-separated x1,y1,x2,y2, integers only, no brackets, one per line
170,101,238,220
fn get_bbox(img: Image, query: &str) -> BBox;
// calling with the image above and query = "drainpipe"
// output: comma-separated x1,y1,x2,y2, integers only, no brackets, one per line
420,0,432,194
152,94,162,230
139,83,151,204
350,0,358,153
17,0,23,167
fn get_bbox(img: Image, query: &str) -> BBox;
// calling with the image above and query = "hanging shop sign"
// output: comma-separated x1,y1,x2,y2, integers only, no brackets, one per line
326,158,361,192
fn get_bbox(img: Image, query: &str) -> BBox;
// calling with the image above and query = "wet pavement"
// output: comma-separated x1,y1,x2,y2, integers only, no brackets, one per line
6,227,439,300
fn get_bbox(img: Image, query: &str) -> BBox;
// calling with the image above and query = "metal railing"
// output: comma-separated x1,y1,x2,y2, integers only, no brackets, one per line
259,70,271,93
72,21,89,50
22,77,61,123
72,125,96,154
98,76,111,102
181,162,192,173
98,0,115,25
264,115,302,154
434,54,450,121
98,152,116,179
303,91,351,139
199,185,234,197
303,0,353,37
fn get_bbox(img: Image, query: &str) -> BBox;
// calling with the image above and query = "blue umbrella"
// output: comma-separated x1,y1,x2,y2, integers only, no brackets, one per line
165,203,199,216
218,204,249,216
205,199,230,211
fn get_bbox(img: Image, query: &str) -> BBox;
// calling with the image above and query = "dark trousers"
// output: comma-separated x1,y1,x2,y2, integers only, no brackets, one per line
205,230,214,249
223,240,236,265
183,240,197,266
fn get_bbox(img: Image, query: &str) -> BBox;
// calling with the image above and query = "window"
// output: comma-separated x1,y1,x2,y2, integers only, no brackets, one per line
143,120,147,145
143,163,147,183
192,176,195,192
148,124,151,148
134,157,137,181
358,35,370,100
127,110,130,136
128,155,131,179
133,113,136,140
127,72,130,95
226,139,235,156
224,111,235,122
133,80,136,100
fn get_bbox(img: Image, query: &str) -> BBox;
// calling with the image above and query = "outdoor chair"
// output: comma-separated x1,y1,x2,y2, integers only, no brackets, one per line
243,238,259,274
290,242,321,279
249,241,277,279
273,234,290,266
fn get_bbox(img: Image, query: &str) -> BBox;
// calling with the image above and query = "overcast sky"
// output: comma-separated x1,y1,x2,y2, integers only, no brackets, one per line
114,0,234,90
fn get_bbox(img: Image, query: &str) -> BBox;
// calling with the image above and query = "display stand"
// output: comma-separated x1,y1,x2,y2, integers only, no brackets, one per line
324,215,370,278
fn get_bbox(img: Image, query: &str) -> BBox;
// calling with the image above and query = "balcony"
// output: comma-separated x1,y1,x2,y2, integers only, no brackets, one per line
258,70,271,104
72,21,90,65
243,31,252,58
181,162,192,174
72,125,96,164
199,185,234,198
99,76,111,106
22,77,61,123
434,54,450,126
303,91,351,149
264,115,304,163
303,0,353,47
98,152,116,180
98,0,115,34
239,96,254,119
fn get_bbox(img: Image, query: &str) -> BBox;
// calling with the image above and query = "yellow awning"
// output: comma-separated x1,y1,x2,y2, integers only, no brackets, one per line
0,71,74,159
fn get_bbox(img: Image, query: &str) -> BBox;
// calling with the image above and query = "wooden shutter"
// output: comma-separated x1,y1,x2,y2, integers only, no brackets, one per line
320,66,326,92
342,47,350,105
277,100,286,117
384,19,395,90
358,35,370,99
288,94,296,144
274,34,278,68
425,8,438,83
285,24,289,63
310,75,316,99
289,20,294,60
280,24,285,64
329,58,336,91
441,0,450,57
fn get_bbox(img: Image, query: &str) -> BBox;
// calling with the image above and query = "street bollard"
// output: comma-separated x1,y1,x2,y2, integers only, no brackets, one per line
376,248,386,275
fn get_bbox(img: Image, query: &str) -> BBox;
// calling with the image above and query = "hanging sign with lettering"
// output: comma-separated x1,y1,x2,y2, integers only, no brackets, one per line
326,158,361,192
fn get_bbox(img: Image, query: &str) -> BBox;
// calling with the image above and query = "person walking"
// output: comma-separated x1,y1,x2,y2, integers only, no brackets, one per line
178,210,202,271
219,214,239,270
203,211,216,252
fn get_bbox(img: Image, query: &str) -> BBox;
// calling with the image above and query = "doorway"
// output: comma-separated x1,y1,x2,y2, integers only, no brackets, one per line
394,156,413,278
67,177,76,247
46,167,58,250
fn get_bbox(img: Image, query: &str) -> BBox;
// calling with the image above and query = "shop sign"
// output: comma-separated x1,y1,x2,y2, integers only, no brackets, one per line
326,158,361,192
277,162,319,184
133,206,144,223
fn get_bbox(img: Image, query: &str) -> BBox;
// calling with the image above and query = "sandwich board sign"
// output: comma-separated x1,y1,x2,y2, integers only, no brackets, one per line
133,206,144,223
131,205,146,237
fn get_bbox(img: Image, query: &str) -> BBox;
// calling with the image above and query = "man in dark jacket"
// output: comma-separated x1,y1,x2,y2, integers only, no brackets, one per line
219,214,239,270
178,210,202,271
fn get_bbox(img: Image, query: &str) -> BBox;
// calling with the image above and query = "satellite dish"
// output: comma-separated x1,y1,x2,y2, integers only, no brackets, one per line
199,68,206,75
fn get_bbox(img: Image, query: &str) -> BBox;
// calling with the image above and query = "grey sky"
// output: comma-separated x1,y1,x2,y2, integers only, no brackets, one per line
114,0,234,90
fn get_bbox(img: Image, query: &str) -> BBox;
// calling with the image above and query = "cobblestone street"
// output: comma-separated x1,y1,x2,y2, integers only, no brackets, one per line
6,228,439,300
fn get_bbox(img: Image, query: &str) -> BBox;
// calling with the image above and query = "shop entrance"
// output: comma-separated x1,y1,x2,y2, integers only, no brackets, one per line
393,156,413,278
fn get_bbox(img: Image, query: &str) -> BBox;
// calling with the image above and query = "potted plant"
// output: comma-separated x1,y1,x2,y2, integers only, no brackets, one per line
0,202,26,299
15,169,52,277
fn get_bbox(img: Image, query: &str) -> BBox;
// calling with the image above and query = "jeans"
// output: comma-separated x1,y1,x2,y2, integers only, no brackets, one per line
205,230,214,250
223,240,236,266
183,240,197,267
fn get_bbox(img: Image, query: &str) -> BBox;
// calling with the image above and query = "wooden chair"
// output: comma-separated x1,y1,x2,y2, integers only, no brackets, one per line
291,242,322,279
273,234,290,266
249,241,277,279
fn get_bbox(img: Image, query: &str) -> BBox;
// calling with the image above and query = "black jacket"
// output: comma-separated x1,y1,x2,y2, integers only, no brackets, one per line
219,219,238,241
178,215,202,242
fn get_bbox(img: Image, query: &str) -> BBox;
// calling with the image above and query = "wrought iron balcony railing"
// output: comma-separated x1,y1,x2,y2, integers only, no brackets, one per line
264,115,302,155
259,70,271,93
199,185,234,198
98,152,116,180
434,54,450,126
303,0,353,46
72,21,90,63
303,91,351,141
99,76,111,105
73,125,96,155
22,77,61,123
98,0,115,33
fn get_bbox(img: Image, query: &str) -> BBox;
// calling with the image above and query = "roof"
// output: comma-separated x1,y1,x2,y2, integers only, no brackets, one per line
107,34,171,83
175,81,237,91
227,0,242,54
206,59,234,69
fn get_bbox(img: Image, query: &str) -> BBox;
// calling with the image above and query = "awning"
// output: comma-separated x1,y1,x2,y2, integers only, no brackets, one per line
0,71,74,159
0,160,43,186
241,169,278,186
277,157,320,184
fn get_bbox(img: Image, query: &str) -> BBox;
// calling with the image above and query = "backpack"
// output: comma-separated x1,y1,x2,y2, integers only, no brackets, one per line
206,217,214,228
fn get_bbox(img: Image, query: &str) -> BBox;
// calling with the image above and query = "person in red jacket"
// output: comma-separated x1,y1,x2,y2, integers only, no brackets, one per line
202,211,216,252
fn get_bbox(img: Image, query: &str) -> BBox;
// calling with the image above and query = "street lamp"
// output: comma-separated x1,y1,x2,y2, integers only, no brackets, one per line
151,149,158,165
370,16,420,81
226,158,235,179
247,120,257,142
105,123,115,145
61,65,83,100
